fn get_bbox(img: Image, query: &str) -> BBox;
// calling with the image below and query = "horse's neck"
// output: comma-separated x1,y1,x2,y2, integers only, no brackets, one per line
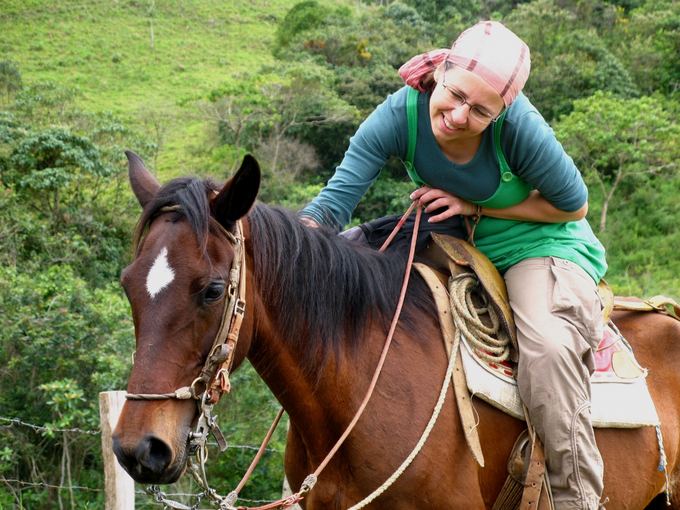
248,303,383,456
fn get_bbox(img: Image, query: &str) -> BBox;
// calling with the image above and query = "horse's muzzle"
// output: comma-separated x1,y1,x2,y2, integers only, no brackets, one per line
112,434,182,484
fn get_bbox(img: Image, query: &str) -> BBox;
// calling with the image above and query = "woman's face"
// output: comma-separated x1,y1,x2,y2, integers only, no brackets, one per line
429,65,505,146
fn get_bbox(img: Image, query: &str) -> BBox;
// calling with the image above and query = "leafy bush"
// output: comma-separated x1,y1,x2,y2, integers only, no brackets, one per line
556,91,679,233
556,91,680,298
354,173,415,224
0,122,133,285
607,0,680,95
0,264,132,508
275,0,329,48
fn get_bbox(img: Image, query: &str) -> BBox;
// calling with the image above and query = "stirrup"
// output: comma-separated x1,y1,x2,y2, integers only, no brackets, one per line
492,430,554,510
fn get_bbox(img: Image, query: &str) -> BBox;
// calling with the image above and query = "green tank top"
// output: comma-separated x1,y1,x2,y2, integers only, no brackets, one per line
403,87,607,282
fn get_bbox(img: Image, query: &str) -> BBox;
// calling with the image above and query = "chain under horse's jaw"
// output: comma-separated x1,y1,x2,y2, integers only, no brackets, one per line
112,151,260,484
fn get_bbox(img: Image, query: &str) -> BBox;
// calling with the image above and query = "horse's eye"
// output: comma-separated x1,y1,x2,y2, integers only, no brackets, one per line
203,281,226,304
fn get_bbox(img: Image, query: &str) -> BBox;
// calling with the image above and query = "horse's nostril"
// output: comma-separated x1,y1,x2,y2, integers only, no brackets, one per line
135,436,172,474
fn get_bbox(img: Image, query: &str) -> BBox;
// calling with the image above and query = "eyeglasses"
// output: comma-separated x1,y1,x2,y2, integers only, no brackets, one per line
441,69,504,123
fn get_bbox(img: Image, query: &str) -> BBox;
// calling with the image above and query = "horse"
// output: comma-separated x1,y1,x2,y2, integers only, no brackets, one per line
113,151,680,509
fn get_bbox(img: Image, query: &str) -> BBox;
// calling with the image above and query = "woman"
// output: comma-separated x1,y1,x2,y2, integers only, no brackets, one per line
299,21,607,510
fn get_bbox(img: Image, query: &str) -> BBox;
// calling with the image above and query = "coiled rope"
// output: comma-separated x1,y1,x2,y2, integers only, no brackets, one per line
448,272,511,364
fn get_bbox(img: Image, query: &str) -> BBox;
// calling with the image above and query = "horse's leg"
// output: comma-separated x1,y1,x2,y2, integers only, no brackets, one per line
644,492,680,510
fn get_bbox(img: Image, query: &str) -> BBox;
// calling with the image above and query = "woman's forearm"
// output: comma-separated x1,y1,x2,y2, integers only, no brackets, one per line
481,190,588,223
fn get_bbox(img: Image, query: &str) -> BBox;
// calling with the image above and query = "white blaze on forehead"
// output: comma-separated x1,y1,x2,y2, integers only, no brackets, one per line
146,247,175,298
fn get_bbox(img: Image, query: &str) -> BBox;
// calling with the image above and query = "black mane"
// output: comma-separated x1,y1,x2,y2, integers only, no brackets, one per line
133,177,435,375
133,177,220,255
248,205,435,373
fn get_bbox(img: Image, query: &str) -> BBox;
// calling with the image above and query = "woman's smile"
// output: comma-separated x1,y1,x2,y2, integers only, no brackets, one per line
441,113,463,133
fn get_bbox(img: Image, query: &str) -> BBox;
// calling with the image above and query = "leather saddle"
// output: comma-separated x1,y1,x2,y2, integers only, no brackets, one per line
421,233,641,351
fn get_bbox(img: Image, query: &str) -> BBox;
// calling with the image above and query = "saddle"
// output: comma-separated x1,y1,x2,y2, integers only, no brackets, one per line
421,233,517,344
416,234,678,510
421,233,618,345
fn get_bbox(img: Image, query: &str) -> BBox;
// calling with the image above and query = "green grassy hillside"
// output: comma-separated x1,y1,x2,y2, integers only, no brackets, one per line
1,0,300,176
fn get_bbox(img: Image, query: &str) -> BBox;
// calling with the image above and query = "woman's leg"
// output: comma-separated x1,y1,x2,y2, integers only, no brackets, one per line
505,257,604,510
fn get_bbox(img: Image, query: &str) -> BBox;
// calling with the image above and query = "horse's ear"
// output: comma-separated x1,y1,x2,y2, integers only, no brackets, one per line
126,151,160,208
211,154,261,229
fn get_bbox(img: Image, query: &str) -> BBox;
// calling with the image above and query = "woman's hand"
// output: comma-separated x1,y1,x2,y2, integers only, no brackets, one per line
299,216,321,228
410,186,478,223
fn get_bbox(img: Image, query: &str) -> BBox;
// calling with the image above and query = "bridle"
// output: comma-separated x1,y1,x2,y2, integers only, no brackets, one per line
126,208,248,456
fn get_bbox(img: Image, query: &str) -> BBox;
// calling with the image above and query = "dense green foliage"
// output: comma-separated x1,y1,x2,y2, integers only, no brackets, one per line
0,0,678,508
555,92,680,295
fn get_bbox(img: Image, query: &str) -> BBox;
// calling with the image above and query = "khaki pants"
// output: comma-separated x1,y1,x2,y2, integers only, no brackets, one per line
505,257,605,510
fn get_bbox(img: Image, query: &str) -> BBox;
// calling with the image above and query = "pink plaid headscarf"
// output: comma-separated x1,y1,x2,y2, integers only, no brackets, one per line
399,21,531,107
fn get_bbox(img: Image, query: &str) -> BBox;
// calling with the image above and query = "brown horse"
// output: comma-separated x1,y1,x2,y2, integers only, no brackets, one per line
113,152,680,509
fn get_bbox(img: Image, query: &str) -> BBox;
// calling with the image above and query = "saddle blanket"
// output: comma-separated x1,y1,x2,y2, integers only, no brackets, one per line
461,323,660,428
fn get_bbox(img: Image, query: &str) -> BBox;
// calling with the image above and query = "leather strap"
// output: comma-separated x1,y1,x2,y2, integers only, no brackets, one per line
492,109,512,182
520,411,554,510
520,434,546,509
613,295,680,321
414,262,485,467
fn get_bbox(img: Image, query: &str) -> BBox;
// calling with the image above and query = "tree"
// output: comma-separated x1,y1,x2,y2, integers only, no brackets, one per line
401,0,481,38
506,0,638,121
3,129,115,224
607,0,680,95
0,61,22,104
11,82,79,127
0,265,132,508
255,64,358,172
271,0,438,171
206,63,359,194
275,0,328,48
201,80,269,171
555,91,680,233
0,111,138,284
277,2,434,70
254,137,321,204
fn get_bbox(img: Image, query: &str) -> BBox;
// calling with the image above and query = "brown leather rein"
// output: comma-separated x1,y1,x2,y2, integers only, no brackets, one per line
128,203,423,510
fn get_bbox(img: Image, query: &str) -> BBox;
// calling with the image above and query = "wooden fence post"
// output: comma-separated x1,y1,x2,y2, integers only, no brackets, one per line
99,391,135,510
282,476,302,510
282,418,302,510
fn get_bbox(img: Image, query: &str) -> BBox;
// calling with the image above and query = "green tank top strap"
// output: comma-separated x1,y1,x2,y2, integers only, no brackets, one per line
475,109,532,208
405,87,425,186
493,110,511,179
404,87,513,189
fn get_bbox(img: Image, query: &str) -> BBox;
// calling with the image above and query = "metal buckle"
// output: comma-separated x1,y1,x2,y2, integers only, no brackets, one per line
234,299,245,316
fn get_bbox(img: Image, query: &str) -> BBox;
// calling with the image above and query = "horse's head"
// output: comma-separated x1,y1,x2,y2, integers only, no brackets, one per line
112,152,260,483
